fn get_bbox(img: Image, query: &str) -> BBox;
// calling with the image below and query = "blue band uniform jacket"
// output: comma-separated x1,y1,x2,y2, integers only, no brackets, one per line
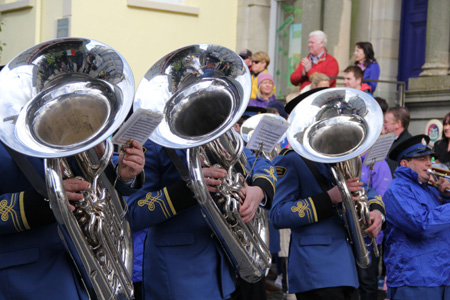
125,140,277,300
0,142,141,300
0,143,89,300
269,149,384,294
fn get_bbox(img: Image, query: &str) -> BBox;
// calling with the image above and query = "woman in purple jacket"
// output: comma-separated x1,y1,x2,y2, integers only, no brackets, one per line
248,72,276,108
354,42,380,93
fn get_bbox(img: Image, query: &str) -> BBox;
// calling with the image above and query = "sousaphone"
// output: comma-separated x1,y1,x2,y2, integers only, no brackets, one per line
0,38,135,299
134,44,272,282
287,87,383,268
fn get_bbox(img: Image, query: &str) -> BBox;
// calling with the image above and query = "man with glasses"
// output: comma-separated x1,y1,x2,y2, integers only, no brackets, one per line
383,134,450,299
290,30,339,92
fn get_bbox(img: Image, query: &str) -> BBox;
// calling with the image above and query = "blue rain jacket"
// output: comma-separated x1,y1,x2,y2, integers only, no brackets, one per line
384,166,450,287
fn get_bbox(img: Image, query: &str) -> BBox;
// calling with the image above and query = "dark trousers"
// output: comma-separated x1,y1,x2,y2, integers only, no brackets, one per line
229,276,267,300
356,247,381,300
295,286,355,300
133,281,143,300
281,257,288,293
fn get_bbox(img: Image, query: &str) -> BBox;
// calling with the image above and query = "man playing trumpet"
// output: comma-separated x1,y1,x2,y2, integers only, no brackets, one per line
383,134,450,300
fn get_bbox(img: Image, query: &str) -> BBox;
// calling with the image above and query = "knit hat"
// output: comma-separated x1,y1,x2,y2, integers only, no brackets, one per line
257,73,274,87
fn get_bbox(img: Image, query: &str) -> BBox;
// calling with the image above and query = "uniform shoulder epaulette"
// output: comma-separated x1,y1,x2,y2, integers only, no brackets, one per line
279,148,294,155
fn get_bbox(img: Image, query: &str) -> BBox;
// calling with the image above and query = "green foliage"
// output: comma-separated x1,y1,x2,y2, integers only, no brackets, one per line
0,19,6,60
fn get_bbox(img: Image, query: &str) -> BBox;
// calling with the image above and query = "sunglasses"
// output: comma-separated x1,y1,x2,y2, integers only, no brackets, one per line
252,60,261,64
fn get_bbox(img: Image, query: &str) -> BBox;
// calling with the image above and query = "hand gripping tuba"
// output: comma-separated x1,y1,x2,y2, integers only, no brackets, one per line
287,88,383,268
0,38,135,299
134,44,271,283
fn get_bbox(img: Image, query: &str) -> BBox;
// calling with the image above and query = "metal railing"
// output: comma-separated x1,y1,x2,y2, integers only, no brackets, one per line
330,76,406,107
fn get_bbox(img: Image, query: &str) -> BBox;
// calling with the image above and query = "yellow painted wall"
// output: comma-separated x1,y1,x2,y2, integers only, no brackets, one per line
0,0,238,87
40,0,64,43
0,2,40,64
70,0,238,84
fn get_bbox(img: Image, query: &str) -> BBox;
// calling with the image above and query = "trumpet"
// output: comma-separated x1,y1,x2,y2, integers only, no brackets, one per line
427,167,450,192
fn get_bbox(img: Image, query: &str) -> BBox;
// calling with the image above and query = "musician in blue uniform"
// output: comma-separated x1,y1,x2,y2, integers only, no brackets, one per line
125,136,276,300
383,135,450,300
269,89,385,300
0,140,145,300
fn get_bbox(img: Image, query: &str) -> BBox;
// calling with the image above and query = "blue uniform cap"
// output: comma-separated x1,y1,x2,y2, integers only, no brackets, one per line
242,106,267,119
389,134,435,163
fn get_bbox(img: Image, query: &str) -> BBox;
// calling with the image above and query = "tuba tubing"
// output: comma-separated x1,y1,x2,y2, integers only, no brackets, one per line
188,130,271,282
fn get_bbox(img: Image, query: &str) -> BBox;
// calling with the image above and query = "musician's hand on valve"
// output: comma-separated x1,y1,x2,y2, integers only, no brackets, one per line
202,168,227,193
436,177,450,195
428,173,438,186
63,178,90,211
239,184,264,223
118,140,145,182
327,177,363,204
365,210,383,239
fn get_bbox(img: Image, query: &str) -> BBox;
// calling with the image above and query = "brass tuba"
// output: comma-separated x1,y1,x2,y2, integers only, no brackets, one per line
134,44,271,283
287,87,383,268
0,38,135,299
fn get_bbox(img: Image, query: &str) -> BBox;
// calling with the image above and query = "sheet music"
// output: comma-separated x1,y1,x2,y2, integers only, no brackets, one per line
364,133,396,166
112,108,163,146
246,115,290,153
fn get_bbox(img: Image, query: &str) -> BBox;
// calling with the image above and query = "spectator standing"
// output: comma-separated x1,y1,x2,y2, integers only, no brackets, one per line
384,107,412,175
354,42,380,93
432,112,450,168
250,51,275,99
383,134,450,299
239,49,253,72
249,73,276,108
290,30,339,92
343,65,372,93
